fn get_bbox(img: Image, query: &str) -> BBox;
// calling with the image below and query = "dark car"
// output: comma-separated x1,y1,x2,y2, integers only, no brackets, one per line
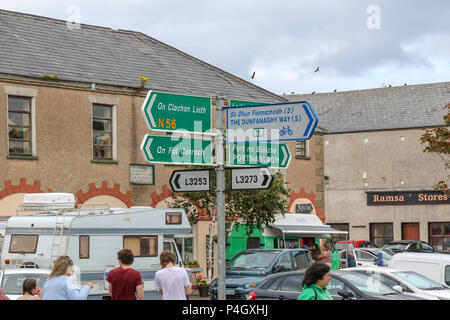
247,270,424,300
382,240,437,254
210,248,313,300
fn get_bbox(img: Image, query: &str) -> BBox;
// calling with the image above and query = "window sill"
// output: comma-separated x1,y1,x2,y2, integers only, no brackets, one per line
7,155,39,161
91,159,119,164
295,156,311,160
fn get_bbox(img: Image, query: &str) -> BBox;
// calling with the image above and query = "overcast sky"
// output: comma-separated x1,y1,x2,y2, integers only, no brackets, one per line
1,0,449,95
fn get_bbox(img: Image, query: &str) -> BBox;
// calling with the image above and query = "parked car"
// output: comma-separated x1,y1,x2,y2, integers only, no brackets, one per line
341,267,449,300
382,240,436,254
390,252,450,287
210,248,313,300
0,268,50,300
335,240,378,252
246,269,424,300
338,248,393,268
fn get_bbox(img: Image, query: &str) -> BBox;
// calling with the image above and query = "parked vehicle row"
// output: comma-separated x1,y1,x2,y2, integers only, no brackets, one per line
338,248,394,268
247,269,426,300
210,248,314,300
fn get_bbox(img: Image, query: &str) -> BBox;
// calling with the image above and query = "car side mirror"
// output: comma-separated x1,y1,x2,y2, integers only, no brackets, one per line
392,285,403,293
338,290,354,300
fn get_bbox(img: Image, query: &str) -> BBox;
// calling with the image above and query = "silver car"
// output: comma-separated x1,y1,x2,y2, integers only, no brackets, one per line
339,248,394,268
0,268,50,300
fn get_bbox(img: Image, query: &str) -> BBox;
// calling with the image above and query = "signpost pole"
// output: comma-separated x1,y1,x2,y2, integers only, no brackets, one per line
215,96,226,300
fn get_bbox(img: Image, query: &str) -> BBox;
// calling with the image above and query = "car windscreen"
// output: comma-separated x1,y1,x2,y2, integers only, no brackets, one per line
379,249,393,260
228,251,279,269
1,273,49,295
339,271,398,295
393,271,446,290
384,243,408,251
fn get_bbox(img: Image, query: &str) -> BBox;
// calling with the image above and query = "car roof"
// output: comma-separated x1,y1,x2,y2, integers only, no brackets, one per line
385,240,417,244
339,266,405,273
3,268,51,275
263,269,348,280
391,252,450,261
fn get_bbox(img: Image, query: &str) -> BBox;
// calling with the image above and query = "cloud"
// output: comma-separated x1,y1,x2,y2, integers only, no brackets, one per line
0,0,449,94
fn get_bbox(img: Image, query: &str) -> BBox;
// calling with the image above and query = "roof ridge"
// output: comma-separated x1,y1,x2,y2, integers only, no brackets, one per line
0,9,115,32
0,9,286,103
288,80,450,97
132,31,287,102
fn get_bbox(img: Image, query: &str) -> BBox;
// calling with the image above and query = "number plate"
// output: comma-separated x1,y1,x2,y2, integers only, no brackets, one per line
226,289,235,295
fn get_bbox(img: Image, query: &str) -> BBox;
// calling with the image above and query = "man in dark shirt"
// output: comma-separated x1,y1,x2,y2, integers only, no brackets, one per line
107,249,144,300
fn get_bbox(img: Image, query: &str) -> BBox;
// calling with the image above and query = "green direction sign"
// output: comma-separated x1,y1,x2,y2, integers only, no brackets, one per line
140,134,213,165
229,100,268,107
227,141,291,168
141,90,212,134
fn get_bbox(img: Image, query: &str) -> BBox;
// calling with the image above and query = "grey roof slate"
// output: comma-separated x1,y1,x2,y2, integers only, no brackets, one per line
0,10,285,104
285,82,450,133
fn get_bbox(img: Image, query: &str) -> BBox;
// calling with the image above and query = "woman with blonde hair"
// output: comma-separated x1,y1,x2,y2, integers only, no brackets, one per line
42,256,93,300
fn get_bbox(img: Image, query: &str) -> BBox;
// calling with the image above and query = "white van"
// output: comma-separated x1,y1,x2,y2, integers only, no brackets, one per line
390,252,450,287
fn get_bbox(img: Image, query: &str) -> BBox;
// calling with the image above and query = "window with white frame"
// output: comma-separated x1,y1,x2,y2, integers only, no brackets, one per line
8,96,33,156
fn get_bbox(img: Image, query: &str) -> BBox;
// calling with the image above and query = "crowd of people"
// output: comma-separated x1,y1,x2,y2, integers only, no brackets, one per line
12,249,192,301
9,240,359,301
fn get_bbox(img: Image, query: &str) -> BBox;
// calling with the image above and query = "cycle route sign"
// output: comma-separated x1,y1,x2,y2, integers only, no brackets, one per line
224,101,318,143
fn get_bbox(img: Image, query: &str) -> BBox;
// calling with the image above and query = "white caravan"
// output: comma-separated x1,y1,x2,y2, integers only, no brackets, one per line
0,193,192,298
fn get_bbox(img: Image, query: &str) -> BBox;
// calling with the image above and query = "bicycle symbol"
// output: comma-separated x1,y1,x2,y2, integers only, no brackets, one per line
279,126,293,136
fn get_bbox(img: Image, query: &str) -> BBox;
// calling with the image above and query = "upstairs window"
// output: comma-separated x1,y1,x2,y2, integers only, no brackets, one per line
93,104,113,160
8,96,32,156
295,140,309,159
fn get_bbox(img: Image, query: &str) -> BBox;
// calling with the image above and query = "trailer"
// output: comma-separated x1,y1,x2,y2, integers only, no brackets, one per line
0,193,192,298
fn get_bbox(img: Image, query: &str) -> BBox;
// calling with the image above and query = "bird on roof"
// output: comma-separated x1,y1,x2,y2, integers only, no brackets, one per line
251,71,256,79
312,91,316,94
334,89,337,92
314,67,319,72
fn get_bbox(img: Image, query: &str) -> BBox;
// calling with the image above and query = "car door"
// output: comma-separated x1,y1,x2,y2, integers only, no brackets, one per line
272,252,294,273
354,250,377,267
327,276,358,300
276,274,303,300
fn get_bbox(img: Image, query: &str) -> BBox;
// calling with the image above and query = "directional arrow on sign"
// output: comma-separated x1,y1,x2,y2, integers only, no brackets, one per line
140,134,213,165
141,90,212,134
225,100,318,143
231,167,274,190
227,141,291,168
169,170,211,192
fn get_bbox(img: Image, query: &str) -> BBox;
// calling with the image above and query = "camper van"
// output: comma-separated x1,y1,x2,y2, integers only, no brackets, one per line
0,193,192,298
226,213,348,261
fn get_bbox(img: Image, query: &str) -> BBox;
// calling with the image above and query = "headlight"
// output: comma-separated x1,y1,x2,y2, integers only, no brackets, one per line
243,283,250,289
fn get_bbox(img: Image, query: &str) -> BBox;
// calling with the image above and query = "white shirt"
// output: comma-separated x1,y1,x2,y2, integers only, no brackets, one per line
154,267,191,300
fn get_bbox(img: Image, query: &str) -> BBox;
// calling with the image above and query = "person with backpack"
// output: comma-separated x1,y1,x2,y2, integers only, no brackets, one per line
297,263,333,300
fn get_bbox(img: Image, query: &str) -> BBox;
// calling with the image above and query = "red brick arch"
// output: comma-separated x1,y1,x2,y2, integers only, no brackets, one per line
0,178,52,200
288,187,325,223
75,181,133,208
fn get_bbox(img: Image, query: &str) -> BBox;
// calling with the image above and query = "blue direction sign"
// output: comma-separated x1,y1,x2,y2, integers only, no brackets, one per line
224,101,318,143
